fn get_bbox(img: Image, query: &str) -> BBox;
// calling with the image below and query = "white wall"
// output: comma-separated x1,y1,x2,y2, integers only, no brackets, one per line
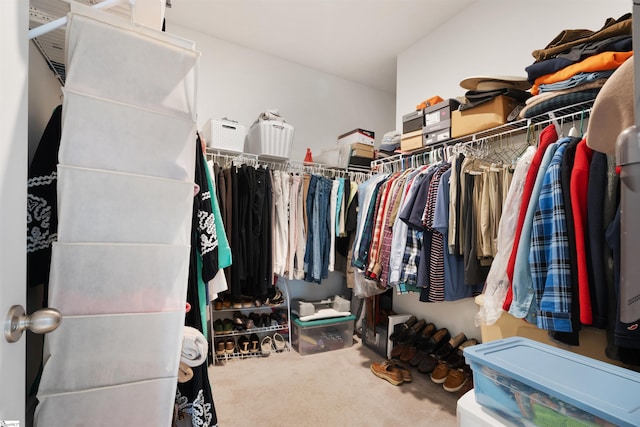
394,0,632,341
167,23,396,162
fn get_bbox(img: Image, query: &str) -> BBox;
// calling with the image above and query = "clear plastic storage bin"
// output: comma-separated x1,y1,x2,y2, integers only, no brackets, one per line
292,315,355,356
464,337,640,427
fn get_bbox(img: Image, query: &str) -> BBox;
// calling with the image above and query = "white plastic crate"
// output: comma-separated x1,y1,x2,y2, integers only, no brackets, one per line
247,120,294,159
202,118,246,153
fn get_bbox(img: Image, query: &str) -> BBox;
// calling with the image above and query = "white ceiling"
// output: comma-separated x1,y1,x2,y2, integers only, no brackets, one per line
164,0,476,94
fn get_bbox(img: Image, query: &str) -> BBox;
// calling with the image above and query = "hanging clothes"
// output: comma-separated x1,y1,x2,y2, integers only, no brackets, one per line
27,105,62,292
177,140,218,426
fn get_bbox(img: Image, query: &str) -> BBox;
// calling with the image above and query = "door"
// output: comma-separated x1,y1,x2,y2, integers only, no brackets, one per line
1,1,29,424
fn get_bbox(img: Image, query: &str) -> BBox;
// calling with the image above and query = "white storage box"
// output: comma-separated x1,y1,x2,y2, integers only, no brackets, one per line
202,118,246,153
338,128,374,146
247,120,294,159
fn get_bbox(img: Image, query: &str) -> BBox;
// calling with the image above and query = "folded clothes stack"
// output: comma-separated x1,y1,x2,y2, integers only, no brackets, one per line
376,130,401,159
520,13,632,119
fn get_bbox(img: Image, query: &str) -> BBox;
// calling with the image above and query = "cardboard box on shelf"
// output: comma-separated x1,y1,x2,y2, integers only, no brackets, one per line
351,142,374,159
423,99,459,134
338,128,374,146
451,95,520,138
400,129,423,152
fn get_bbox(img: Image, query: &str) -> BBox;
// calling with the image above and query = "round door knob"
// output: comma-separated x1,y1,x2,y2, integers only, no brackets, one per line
4,305,62,343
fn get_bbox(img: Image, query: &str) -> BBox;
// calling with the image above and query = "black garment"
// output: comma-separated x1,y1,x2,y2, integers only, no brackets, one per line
230,165,242,299
587,152,609,329
27,105,62,291
194,138,219,283
552,137,580,346
460,89,531,111
256,167,272,297
453,154,465,255
177,141,217,426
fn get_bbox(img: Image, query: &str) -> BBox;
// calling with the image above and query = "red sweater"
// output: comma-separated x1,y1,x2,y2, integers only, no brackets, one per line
570,139,594,324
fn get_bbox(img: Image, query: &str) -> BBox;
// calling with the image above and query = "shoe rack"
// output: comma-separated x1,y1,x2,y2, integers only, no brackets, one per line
210,279,292,363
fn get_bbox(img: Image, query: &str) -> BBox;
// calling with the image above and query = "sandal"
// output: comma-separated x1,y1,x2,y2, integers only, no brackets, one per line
261,335,272,357
273,332,286,352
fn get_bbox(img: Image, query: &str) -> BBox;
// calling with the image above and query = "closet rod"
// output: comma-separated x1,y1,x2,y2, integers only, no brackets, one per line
29,0,130,40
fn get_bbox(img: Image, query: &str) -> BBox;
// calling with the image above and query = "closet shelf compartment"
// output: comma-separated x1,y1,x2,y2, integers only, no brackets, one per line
372,98,594,171
214,344,290,363
213,323,289,338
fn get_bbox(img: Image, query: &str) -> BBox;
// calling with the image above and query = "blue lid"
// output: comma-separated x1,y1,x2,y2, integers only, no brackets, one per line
464,337,640,427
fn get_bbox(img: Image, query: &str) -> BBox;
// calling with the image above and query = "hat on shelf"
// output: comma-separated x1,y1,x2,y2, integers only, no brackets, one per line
586,56,634,155
459,75,532,92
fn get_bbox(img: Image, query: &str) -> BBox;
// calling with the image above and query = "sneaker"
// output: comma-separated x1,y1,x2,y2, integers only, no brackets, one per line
443,366,472,392
430,361,450,384
370,360,404,386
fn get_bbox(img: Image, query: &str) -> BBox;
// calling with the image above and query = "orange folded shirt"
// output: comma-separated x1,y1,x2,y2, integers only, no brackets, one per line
531,50,633,95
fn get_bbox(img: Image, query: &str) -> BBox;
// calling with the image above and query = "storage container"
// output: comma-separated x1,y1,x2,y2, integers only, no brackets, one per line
338,128,375,146
451,95,520,138
464,336,640,427
400,129,423,152
247,119,294,159
291,315,355,355
202,118,246,153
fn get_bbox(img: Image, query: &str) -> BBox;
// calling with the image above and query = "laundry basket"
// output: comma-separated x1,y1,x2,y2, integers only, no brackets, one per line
247,119,294,159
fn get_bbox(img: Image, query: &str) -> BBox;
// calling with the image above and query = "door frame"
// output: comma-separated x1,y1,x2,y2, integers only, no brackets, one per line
0,0,29,424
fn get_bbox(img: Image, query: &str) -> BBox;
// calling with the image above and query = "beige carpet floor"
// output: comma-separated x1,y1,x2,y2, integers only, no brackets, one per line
207,337,462,427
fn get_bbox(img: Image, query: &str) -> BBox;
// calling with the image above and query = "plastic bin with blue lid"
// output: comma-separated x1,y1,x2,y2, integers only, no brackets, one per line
464,336,640,427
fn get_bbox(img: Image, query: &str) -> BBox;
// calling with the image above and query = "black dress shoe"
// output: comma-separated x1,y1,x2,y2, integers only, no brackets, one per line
434,332,467,361
389,315,417,342
417,354,438,374
397,319,426,345
421,328,450,355
413,323,437,349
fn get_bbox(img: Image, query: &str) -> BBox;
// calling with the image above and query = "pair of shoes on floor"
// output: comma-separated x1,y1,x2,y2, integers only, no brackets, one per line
442,365,473,393
237,334,261,354
215,337,235,355
409,328,451,372
388,315,417,342
430,338,479,384
214,318,235,335
370,360,406,386
260,332,287,356
418,331,468,375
